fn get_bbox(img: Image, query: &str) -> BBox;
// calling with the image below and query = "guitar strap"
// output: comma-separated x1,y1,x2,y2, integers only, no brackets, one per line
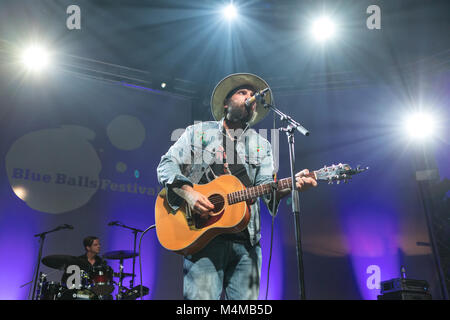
222,131,253,189
220,132,253,241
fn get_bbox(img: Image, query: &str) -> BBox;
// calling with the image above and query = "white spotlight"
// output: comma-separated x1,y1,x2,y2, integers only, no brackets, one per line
403,112,437,140
21,45,50,71
161,82,167,89
12,186,27,201
223,4,238,20
311,16,336,42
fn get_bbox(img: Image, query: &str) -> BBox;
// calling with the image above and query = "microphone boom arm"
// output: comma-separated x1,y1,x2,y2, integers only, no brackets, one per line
263,101,310,136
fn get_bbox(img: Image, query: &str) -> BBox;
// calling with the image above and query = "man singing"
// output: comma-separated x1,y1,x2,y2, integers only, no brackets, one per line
157,73,317,299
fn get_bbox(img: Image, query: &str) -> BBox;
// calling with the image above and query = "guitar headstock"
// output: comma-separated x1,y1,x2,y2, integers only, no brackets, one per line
315,163,368,184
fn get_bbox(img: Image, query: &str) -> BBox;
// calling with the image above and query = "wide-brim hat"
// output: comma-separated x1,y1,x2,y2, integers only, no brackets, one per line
210,73,273,126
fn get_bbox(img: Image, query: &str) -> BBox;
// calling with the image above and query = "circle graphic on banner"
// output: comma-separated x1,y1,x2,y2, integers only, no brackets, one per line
5,125,102,214
106,115,146,151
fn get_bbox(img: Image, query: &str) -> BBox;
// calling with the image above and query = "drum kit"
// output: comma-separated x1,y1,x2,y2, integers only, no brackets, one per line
36,250,148,300
27,221,154,300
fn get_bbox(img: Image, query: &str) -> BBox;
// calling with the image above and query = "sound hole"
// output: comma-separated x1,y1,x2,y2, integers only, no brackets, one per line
208,194,224,214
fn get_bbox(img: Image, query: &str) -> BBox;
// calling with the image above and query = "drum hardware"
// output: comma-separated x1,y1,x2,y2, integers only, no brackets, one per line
117,258,125,300
107,222,144,288
30,224,74,300
103,249,140,300
37,272,61,300
31,268,69,300
39,281,65,300
121,285,149,300
113,272,135,278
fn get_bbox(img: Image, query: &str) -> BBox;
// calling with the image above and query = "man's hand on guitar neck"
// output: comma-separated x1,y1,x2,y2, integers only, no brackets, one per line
295,169,318,191
172,184,215,219
276,169,318,200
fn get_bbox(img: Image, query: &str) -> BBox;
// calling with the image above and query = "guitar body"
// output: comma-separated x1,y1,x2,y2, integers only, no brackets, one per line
155,174,250,256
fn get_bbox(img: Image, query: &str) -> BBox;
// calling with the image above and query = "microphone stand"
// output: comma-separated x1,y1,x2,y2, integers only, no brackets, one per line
30,225,70,300
263,99,309,300
113,222,144,288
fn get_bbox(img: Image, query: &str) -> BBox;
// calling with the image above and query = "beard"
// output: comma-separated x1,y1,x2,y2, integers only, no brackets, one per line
225,99,252,123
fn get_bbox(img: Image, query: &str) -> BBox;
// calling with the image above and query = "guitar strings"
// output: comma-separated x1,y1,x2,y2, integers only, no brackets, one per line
206,179,294,205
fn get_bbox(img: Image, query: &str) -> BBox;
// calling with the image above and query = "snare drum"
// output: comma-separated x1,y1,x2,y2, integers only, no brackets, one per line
90,265,114,295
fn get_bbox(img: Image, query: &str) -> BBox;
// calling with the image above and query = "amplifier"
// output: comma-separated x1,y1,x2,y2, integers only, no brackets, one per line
377,291,432,300
380,278,430,295
377,266,432,300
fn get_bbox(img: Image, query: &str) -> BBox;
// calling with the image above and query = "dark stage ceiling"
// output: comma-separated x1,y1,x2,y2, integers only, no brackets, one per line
0,0,449,99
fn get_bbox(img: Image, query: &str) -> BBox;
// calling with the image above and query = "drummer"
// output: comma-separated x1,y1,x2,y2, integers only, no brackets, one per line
61,236,109,285
80,236,108,268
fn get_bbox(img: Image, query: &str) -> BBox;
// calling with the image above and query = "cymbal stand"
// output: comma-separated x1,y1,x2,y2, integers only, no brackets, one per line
116,258,125,300
29,225,71,300
110,222,143,288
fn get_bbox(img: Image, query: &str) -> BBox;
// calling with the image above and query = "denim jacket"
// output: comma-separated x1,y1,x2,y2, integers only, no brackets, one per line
157,119,280,246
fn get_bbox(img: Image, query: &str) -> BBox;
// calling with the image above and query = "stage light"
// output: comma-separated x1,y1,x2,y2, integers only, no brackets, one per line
21,45,50,71
12,186,27,200
222,3,238,20
311,16,336,42
161,82,167,89
403,112,437,141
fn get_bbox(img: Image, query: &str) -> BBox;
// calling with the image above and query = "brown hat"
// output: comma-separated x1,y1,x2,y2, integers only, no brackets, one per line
210,73,273,126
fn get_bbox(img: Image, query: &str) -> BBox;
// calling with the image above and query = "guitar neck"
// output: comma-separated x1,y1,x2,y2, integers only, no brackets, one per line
227,172,315,205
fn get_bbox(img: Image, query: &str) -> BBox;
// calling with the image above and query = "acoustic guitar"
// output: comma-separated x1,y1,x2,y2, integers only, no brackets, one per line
155,163,367,256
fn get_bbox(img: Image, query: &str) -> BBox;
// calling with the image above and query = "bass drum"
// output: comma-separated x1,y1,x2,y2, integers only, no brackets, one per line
58,288,98,300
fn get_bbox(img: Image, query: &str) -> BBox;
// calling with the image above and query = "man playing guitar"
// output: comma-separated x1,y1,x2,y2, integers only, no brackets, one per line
156,73,317,300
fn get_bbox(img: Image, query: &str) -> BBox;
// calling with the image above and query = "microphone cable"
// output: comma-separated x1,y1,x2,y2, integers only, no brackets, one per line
139,224,156,300
265,179,278,300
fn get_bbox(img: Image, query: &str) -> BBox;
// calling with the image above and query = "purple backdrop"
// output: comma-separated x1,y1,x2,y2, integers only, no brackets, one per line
0,64,448,299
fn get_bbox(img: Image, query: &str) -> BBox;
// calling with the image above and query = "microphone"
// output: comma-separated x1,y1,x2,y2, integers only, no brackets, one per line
108,221,120,226
59,224,74,230
244,88,270,108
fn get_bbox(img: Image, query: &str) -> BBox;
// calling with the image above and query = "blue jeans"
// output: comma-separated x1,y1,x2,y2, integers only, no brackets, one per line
183,236,262,300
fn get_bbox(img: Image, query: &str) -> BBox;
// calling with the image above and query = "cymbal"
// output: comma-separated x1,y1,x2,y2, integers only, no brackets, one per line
42,254,90,270
102,250,139,260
